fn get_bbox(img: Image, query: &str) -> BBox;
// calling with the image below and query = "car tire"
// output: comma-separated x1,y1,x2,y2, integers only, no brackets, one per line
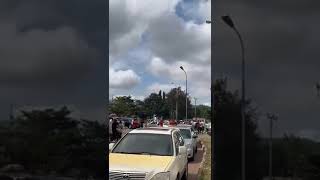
190,154,195,161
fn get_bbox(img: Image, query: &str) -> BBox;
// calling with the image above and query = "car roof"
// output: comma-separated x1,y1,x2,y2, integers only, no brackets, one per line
129,127,179,135
176,125,192,129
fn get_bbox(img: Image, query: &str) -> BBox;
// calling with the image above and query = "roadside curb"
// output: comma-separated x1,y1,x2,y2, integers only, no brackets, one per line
196,139,207,179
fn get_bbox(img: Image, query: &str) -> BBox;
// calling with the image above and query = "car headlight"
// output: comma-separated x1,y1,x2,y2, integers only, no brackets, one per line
150,171,170,180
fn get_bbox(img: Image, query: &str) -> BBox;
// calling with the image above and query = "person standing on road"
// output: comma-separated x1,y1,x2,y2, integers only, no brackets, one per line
116,119,123,141
140,118,145,128
159,119,164,127
111,118,119,142
196,120,200,134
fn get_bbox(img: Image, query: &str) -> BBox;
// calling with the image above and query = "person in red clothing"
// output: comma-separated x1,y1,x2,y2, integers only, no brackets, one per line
159,119,164,127
132,118,139,129
169,119,177,126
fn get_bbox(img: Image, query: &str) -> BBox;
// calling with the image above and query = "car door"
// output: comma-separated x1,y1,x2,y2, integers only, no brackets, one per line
191,129,197,150
169,131,182,179
176,131,187,174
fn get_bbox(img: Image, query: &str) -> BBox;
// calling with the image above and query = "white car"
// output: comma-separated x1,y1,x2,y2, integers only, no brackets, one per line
109,127,188,180
176,125,198,161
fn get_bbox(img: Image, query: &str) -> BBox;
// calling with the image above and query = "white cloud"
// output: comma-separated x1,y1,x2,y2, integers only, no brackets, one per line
146,12,211,64
147,82,185,94
109,0,181,58
148,57,210,83
197,0,211,22
147,57,211,104
109,0,211,105
109,68,141,89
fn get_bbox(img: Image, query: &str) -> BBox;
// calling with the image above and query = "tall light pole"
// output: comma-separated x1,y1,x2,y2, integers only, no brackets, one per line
194,97,197,122
180,66,188,122
206,19,215,180
222,15,246,180
267,113,278,180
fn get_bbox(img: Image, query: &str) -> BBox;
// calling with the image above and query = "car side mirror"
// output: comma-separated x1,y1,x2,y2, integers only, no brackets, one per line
109,143,115,151
179,146,187,155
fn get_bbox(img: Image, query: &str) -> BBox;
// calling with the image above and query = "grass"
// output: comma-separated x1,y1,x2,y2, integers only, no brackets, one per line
198,134,212,180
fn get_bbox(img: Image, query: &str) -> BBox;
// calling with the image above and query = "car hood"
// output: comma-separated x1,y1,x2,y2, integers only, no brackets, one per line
109,153,174,172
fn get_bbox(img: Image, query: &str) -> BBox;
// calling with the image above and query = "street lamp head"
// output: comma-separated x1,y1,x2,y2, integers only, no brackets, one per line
221,15,235,28
180,66,184,70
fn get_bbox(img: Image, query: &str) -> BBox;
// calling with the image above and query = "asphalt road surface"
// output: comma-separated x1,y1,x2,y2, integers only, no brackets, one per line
188,140,204,180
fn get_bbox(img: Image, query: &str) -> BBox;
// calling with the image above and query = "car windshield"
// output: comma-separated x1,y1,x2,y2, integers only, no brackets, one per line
179,129,191,139
112,133,173,156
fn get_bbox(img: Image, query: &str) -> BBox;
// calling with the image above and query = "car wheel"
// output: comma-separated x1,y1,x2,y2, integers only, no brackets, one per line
190,154,195,161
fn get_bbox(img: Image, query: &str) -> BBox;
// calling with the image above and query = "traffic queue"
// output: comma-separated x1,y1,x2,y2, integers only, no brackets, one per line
108,117,202,180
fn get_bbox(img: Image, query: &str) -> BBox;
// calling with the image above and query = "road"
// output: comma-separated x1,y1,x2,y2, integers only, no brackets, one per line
188,140,205,180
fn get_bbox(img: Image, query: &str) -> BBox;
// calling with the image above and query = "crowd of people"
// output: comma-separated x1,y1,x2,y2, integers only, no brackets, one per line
109,117,146,142
109,116,207,142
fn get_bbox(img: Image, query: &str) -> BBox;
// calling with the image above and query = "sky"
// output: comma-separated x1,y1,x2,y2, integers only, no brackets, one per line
1,0,318,141
109,0,211,106
214,0,320,140
0,0,107,121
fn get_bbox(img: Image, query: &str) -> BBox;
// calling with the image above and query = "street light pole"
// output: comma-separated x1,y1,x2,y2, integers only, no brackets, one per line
222,15,246,180
194,97,197,122
206,19,215,180
267,113,278,180
180,66,188,122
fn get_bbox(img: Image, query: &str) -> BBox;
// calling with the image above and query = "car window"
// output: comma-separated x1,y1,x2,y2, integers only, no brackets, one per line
179,128,191,139
112,133,173,156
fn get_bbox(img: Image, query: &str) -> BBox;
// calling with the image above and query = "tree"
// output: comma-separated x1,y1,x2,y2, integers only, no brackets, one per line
0,106,106,178
144,93,169,118
110,96,135,116
165,87,192,120
195,105,211,121
213,78,262,180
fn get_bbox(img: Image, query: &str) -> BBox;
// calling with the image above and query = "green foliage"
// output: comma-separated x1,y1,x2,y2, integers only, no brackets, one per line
269,135,320,179
195,105,211,121
0,107,106,178
213,78,262,180
110,96,136,116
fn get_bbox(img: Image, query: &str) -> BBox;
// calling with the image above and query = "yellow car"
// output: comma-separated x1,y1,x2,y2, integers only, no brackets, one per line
109,127,188,180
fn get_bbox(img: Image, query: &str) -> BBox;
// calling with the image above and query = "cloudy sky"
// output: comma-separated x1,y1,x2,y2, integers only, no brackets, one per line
0,0,107,121
214,0,320,140
109,0,211,106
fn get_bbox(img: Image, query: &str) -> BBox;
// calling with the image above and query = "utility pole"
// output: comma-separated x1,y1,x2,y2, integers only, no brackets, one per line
176,88,178,121
267,113,278,180
194,97,197,122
